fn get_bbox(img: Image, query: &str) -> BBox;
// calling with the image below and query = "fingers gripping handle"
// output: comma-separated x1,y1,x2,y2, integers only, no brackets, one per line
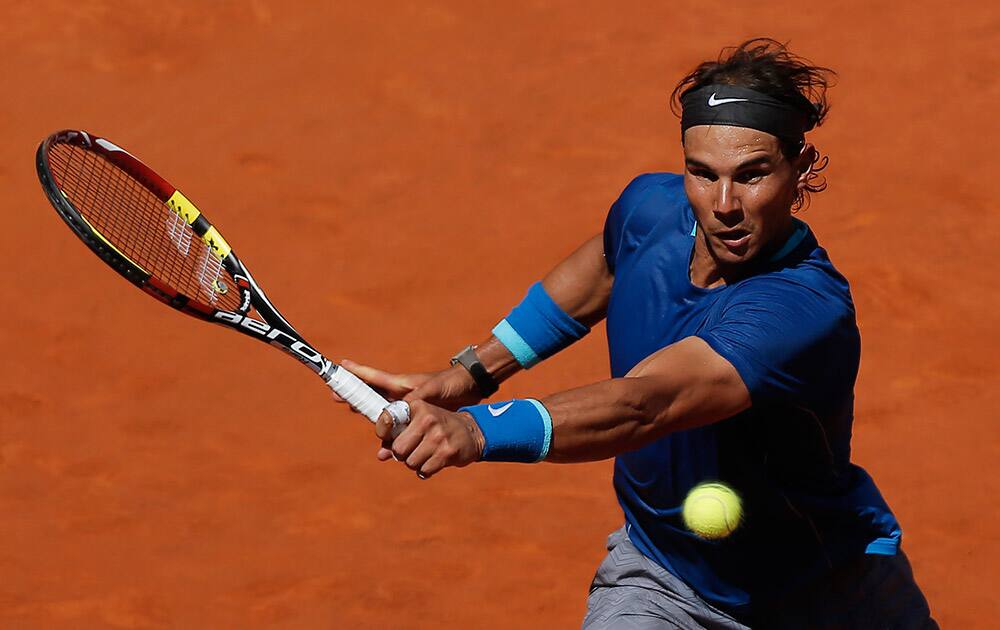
326,366,410,428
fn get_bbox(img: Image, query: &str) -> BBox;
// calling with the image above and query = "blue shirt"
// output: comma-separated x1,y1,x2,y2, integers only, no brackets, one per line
604,173,901,615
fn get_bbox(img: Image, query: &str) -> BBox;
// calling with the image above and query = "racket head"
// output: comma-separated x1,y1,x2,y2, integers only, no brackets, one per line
37,130,407,426
36,129,250,320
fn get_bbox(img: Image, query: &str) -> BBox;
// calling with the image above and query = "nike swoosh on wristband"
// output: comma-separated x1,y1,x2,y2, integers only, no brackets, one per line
707,93,749,107
488,401,515,417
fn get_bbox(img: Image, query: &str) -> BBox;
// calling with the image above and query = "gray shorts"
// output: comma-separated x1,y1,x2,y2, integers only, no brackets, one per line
582,527,938,630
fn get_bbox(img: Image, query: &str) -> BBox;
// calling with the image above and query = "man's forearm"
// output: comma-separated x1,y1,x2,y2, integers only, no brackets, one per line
468,234,612,388
540,338,752,463
540,376,680,463
470,335,524,386
388,340,749,475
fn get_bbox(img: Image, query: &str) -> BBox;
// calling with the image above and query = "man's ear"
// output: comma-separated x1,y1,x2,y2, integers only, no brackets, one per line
795,143,817,190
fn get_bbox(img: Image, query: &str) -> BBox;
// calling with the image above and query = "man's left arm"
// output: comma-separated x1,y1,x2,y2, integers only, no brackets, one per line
375,336,751,475
541,336,750,462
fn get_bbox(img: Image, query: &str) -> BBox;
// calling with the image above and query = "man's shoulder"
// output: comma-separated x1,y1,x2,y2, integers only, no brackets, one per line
731,250,857,327
618,172,684,204
608,172,688,233
605,173,690,270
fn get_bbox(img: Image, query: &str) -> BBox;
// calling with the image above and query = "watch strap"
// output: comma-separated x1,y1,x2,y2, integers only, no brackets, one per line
451,345,499,397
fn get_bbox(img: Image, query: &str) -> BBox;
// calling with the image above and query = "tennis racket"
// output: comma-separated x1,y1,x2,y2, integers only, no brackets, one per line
36,129,409,430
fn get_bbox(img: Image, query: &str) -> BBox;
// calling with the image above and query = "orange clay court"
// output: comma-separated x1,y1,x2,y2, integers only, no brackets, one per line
1,2,997,628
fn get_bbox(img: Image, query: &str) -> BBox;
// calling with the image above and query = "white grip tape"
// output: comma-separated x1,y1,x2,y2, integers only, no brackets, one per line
326,366,411,430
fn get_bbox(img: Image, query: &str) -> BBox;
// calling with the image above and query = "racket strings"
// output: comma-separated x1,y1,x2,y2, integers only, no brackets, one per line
47,143,243,312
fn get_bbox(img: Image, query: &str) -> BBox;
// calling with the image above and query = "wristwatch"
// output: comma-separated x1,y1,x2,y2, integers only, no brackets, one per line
450,345,499,397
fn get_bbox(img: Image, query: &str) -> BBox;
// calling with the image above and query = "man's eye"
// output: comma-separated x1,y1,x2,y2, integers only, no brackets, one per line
736,171,766,184
690,169,717,181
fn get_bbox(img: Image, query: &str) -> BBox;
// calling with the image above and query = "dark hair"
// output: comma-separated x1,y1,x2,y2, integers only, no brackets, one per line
670,38,836,211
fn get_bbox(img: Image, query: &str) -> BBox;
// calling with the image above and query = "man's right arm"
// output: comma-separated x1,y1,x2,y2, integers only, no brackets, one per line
473,232,613,382
341,233,613,408
540,232,614,327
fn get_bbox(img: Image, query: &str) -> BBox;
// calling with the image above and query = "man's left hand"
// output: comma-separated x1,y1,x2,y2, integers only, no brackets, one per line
374,400,485,479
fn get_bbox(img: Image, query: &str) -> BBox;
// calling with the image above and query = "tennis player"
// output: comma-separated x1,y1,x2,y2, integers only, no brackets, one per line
341,39,937,628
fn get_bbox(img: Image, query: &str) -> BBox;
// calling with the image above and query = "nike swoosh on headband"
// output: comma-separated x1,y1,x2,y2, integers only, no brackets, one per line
707,93,750,107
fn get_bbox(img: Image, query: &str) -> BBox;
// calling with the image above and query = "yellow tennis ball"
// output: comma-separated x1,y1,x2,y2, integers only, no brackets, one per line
682,482,742,540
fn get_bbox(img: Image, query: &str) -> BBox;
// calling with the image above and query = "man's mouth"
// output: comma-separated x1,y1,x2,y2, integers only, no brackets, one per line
716,229,751,250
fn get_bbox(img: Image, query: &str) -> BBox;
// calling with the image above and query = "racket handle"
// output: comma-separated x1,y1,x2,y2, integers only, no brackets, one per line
326,366,411,429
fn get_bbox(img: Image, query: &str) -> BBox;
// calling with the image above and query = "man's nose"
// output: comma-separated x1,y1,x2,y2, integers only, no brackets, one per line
714,180,742,218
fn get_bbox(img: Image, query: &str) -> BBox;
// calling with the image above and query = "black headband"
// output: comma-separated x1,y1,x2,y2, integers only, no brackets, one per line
680,84,816,141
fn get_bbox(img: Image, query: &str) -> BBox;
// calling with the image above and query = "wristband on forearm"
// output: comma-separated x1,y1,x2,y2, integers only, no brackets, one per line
492,282,590,369
460,399,553,463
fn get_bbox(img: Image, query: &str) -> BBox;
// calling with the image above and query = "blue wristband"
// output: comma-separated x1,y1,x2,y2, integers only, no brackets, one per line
492,282,590,368
461,399,553,463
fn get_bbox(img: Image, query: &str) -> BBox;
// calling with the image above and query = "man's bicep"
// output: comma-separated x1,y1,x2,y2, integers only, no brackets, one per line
696,289,859,406
626,336,751,432
541,233,613,327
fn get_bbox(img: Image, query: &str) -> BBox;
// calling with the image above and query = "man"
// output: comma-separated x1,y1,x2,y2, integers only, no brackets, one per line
340,39,936,628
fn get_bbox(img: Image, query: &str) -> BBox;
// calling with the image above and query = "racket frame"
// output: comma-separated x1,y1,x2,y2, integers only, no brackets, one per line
35,130,369,395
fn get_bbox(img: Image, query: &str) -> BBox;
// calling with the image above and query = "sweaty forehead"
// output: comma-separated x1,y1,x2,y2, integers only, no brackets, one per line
682,125,781,163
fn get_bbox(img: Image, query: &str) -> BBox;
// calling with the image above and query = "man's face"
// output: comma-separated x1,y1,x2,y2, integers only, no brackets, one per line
683,125,803,268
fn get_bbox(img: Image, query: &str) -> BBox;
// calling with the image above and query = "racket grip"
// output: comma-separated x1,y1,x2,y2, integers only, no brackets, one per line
326,366,411,429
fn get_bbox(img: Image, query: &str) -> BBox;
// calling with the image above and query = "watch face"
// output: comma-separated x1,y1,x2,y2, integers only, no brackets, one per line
452,345,475,365
448,345,496,396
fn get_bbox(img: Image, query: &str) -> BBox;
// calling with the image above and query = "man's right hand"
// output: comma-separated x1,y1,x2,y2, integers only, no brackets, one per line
335,358,485,411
